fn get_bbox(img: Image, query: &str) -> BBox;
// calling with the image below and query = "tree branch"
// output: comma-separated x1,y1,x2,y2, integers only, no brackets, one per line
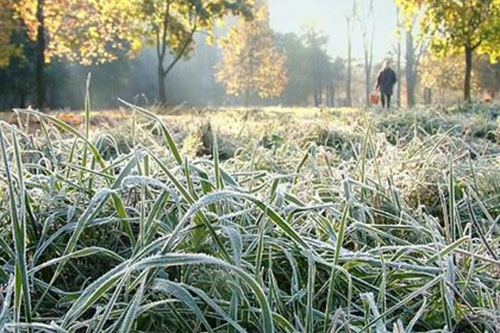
163,22,197,78
471,39,482,51
159,0,172,61
155,28,161,60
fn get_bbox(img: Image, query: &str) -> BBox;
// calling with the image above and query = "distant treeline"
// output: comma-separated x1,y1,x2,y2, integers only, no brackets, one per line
1,32,497,111
0,30,366,110
0,39,231,110
0,0,498,110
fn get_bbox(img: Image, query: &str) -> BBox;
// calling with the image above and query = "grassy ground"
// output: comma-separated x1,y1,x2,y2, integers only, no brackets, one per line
0,103,499,332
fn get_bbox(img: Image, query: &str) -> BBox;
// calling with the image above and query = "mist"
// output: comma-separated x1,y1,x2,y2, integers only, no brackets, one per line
0,0,496,110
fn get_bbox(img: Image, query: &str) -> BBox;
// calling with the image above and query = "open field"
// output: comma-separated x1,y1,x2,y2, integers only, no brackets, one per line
0,103,499,332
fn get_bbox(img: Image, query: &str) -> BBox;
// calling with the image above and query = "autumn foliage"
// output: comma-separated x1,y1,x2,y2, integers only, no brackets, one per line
0,0,20,67
12,0,140,65
216,3,287,105
396,0,499,101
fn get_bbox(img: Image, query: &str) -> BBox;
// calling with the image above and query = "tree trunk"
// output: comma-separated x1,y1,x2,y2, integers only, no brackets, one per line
358,1,375,107
331,83,336,107
156,26,196,104
19,88,26,108
35,0,46,110
346,16,352,107
158,59,167,103
313,87,319,107
396,9,401,107
464,46,473,102
405,30,416,108
244,87,250,107
325,85,330,107
407,76,416,107
318,82,323,106
424,87,432,105
364,64,371,106
158,71,166,104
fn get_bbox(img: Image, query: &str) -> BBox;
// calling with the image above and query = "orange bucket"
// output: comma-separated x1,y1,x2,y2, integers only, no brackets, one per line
370,92,380,105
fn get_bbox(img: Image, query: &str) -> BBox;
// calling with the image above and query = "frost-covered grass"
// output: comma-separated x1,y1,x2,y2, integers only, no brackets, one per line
0,101,499,332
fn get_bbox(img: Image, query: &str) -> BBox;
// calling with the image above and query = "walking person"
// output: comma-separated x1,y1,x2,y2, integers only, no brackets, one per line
375,59,397,109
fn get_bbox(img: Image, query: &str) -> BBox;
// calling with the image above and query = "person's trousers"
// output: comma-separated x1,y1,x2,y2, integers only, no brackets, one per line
381,94,391,108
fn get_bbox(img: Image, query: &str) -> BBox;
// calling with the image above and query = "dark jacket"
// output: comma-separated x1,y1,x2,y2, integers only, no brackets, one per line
376,67,397,95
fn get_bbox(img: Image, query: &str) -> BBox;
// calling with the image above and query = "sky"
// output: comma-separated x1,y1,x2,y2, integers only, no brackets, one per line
268,0,399,62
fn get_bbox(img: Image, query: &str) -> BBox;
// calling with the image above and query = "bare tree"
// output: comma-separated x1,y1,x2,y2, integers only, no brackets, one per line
345,14,353,107
354,0,375,106
396,8,402,107
405,16,427,108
